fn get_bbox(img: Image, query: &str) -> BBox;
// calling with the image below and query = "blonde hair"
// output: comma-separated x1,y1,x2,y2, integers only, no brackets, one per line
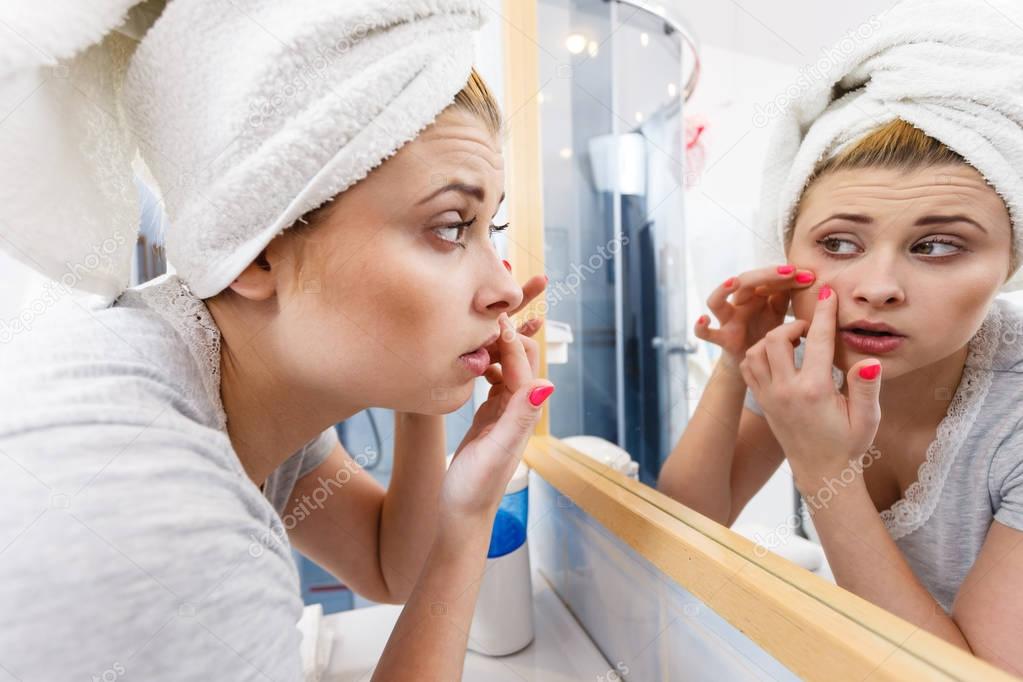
450,67,502,136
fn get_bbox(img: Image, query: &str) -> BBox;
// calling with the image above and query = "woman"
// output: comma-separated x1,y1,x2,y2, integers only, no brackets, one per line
0,1,551,680
659,0,1023,672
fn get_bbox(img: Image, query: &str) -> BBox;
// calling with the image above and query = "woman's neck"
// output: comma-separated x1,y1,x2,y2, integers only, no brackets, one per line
206,295,357,486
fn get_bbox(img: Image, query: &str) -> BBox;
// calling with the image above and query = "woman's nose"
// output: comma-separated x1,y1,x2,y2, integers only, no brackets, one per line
475,256,524,313
847,257,906,307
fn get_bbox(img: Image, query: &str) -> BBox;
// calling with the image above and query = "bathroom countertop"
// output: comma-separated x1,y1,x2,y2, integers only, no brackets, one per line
321,571,613,681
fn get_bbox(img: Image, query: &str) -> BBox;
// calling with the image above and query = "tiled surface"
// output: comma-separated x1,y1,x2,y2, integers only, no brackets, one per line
528,474,800,681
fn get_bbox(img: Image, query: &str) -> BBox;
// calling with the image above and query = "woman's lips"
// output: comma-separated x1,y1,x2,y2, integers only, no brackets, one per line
459,346,491,376
839,330,905,354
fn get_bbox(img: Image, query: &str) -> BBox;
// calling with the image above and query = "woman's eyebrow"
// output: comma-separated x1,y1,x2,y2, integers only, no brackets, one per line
417,183,505,206
914,214,988,234
808,212,988,235
809,213,872,234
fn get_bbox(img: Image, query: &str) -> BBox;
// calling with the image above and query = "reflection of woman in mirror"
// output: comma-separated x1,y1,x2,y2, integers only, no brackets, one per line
659,0,1023,670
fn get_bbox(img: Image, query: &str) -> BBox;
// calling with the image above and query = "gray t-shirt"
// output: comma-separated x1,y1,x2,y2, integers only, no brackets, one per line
744,298,1023,611
0,274,336,680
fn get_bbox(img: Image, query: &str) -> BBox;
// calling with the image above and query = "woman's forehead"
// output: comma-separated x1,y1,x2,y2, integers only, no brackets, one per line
798,164,1010,223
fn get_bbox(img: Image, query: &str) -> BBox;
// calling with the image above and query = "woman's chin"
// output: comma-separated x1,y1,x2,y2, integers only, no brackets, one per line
413,379,476,415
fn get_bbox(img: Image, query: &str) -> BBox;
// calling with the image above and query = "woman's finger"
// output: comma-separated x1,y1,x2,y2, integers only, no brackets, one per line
484,364,503,386
706,276,738,326
485,317,543,366
730,265,816,306
802,284,838,378
517,316,544,338
767,291,791,317
497,313,533,392
509,274,547,316
694,314,727,350
743,341,772,387
473,380,554,479
764,319,808,381
519,334,540,376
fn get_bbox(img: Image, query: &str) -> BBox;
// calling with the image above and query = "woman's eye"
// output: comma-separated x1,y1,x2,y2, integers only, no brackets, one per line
432,219,473,247
434,225,466,243
912,240,961,257
817,237,859,255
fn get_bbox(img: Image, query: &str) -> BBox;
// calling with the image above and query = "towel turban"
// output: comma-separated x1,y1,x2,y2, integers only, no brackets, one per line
124,0,484,297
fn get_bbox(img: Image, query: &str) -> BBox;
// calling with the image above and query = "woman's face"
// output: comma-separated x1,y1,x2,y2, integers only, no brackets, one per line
265,108,521,415
787,163,1012,379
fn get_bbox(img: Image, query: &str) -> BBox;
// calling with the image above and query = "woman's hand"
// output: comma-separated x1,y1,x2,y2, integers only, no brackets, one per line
738,285,883,494
443,313,554,521
695,265,816,365
481,272,546,368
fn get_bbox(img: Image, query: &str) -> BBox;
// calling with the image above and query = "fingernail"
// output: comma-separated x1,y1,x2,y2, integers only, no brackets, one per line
724,277,736,288
777,265,795,275
795,272,814,284
818,285,832,300
500,315,516,340
529,385,555,406
859,363,881,380
697,314,709,325
543,274,549,284
502,259,512,272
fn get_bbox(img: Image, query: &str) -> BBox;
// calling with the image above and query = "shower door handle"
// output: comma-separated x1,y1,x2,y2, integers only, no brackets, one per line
651,336,696,355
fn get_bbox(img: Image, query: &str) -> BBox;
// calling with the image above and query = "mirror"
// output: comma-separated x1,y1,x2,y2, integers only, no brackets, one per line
509,0,1023,679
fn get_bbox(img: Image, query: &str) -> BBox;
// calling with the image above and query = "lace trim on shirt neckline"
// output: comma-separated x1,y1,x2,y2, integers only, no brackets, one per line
137,275,227,431
878,303,1005,540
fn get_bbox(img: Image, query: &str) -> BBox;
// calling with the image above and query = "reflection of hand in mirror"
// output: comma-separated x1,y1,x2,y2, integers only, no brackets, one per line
739,285,882,490
694,264,816,365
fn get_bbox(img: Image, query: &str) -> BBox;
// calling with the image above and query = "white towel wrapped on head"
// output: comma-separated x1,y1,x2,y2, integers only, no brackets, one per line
756,0,1023,292
124,0,483,298
0,0,161,305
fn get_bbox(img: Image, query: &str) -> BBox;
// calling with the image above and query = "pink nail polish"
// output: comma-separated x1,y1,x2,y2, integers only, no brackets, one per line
859,363,881,380
543,274,549,283
777,265,795,275
795,272,814,284
724,277,736,288
529,385,555,406
697,314,709,325
818,285,832,300
502,259,512,272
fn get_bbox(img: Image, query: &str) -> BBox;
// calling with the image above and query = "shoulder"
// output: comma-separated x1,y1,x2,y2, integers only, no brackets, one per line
988,298,1023,375
0,428,304,678
972,299,1023,425
0,274,222,431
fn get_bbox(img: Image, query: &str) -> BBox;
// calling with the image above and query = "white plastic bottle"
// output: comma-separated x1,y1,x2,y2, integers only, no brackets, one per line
467,462,534,656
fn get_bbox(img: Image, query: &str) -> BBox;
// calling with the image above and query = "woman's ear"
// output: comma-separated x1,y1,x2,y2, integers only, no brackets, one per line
226,250,276,301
